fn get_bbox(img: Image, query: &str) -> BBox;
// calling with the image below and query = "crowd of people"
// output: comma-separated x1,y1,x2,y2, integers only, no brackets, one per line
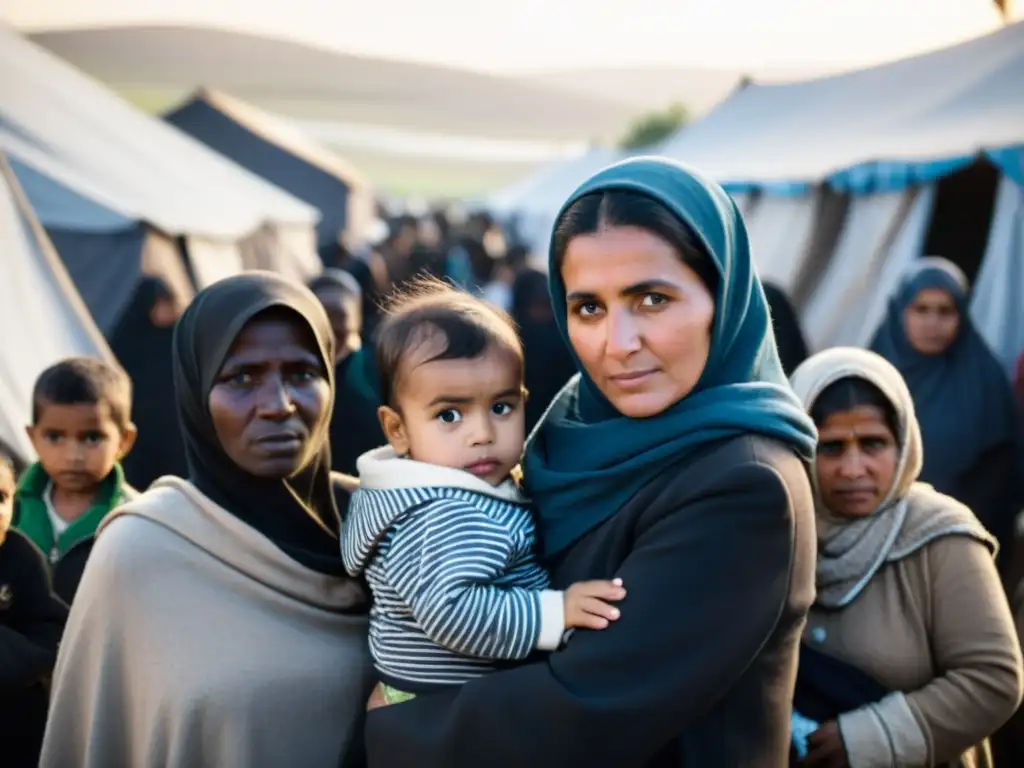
2,156,1024,767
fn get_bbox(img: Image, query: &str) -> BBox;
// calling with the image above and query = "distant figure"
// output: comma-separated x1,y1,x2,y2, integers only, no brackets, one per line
110,277,188,490
510,267,577,432
763,282,809,377
871,257,1021,562
309,270,385,476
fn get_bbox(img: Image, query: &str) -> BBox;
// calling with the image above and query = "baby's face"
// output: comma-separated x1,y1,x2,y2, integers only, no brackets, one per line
385,345,525,486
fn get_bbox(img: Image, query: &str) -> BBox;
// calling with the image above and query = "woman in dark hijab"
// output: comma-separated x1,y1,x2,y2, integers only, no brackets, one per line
109,276,188,490
510,267,578,432
309,270,386,476
763,282,810,377
41,272,373,768
871,257,1021,560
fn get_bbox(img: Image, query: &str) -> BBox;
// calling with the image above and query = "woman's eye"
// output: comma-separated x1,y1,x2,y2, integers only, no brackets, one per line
289,368,319,384
437,409,462,424
576,302,601,317
862,438,891,452
227,372,254,387
640,293,668,308
492,402,514,416
817,442,843,456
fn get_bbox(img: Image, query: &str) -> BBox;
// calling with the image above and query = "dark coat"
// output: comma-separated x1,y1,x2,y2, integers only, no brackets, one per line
364,434,816,767
0,530,69,767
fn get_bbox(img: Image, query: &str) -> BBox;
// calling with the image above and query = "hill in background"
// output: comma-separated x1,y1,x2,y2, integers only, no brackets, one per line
28,24,824,196
29,25,639,142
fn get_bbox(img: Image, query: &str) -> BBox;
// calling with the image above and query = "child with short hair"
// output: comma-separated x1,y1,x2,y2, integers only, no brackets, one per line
14,358,138,602
0,448,68,767
342,280,625,704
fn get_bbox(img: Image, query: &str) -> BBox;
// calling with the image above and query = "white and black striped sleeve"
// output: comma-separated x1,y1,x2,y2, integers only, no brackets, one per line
385,499,564,660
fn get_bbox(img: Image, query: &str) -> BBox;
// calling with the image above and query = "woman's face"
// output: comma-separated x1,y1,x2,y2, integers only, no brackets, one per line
562,225,714,418
815,405,899,519
208,312,331,478
903,287,960,355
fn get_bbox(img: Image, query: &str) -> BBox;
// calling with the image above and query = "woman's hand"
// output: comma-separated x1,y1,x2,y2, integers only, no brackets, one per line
367,683,390,712
800,721,849,768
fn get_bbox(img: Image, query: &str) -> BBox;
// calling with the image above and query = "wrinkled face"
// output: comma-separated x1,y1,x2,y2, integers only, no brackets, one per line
815,406,899,519
0,462,14,545
379,341,525,486
903,287,960,356
314,287,361,361
27,402,136,494
562,225,715,418
208,313,331,478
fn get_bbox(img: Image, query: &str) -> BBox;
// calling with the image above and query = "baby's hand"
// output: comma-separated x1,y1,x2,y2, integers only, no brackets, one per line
564,578,626,630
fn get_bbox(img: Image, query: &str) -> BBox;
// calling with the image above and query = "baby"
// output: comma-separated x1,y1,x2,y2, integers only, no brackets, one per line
342,280,625,704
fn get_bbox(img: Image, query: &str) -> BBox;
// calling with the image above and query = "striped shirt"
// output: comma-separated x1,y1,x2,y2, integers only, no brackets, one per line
342,447,564,691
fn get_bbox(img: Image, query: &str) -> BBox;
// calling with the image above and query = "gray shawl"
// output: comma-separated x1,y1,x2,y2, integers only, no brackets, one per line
40,477,374,768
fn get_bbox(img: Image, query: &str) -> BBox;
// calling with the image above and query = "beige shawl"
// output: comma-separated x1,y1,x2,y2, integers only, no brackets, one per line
40,477,374,768
790,347,995,608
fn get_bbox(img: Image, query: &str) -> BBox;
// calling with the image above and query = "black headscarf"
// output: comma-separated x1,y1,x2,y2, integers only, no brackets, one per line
172,272,344,575
870,257,1017,492
762,282,809,377
110,277,188,490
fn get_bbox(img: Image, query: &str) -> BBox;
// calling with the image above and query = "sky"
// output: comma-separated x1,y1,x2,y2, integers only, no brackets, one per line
0,0,1019,73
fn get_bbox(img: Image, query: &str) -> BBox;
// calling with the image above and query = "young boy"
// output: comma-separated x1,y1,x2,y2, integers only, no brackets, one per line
0,449,68,766
14,358,138,602
342,281,625,704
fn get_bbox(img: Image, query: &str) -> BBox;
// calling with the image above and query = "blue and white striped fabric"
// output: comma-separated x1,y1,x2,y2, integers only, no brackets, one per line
342,447,564,691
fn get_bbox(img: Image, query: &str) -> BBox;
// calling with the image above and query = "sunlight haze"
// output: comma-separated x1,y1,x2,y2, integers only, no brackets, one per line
1,0,1018,73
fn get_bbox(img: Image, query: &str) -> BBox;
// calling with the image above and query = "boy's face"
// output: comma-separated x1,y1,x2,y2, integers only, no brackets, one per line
0,462,14,544
27,401,136,495
379,343,525,486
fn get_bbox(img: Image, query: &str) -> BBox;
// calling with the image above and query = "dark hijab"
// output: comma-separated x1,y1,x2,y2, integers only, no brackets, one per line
172,272,344,575
763,282,809,377
870,257,1018,492
523,157,817,557
110,277,188,489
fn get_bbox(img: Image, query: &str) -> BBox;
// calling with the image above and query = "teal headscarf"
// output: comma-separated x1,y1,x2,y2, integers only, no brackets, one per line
523,156,818,557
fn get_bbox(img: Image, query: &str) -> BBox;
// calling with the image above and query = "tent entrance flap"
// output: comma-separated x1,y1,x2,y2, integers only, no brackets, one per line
922,158,1001,286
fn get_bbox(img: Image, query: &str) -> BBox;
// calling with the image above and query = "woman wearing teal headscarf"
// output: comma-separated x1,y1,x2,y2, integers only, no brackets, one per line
364,157,818,767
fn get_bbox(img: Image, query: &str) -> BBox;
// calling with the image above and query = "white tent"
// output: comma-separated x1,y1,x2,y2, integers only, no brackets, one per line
657,22,1024,190
0,126,195,333
0,24,324,294
654,21,1024,359
0,152,114,465
165,88,375,253
485,146,626,260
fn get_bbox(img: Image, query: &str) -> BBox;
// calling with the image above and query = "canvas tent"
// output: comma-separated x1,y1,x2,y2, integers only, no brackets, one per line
484,146,626,260
0,126,194,333
164,89,374,256
0,152,114,465
652,20,1024,364
0,24,324,334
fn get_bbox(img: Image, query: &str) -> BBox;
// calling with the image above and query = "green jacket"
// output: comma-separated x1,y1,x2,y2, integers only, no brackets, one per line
14,462,137,564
